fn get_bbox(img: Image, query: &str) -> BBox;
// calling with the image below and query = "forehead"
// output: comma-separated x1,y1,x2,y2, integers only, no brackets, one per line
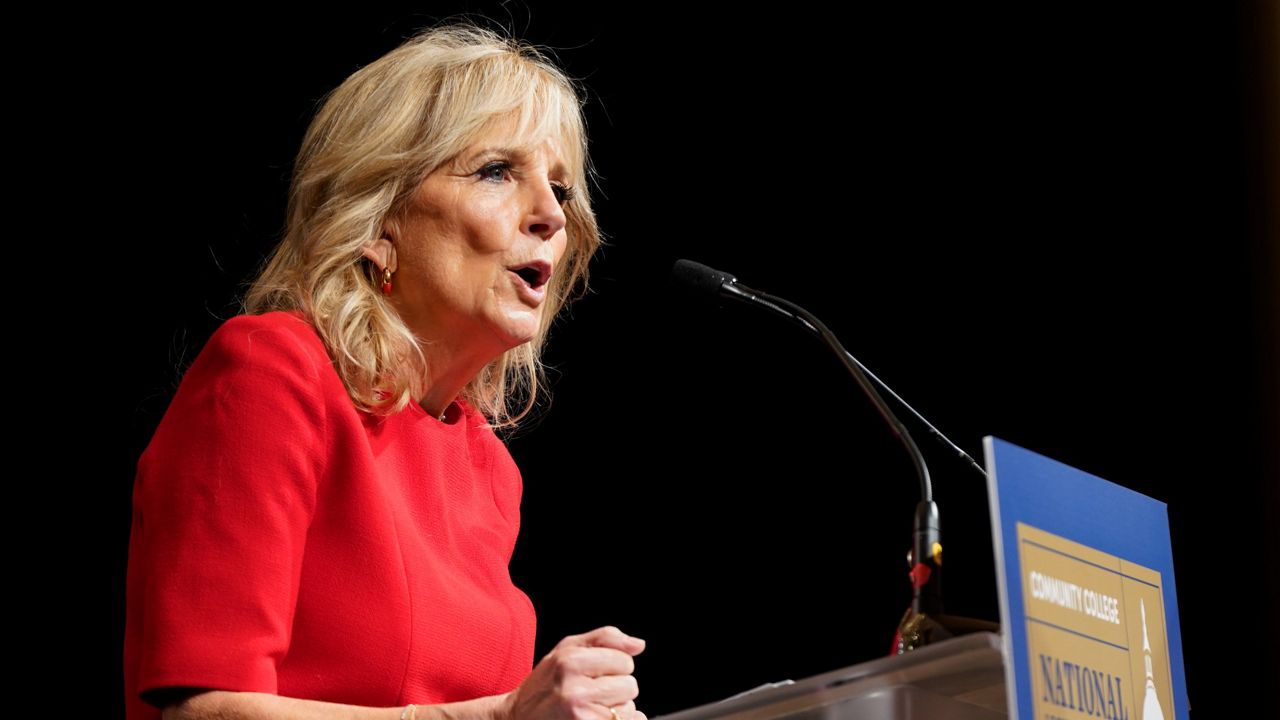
455,112,573,174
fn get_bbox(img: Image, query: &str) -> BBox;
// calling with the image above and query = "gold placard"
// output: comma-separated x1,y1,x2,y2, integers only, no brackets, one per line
1017,522,1173,720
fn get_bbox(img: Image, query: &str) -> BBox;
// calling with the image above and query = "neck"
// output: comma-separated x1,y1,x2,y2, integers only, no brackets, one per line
390,299,513,421
417,354,486,420
415,333,507,421
418,384,465,421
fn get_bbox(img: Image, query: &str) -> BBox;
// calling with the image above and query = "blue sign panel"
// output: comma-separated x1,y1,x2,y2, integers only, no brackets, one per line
985,437,1187,720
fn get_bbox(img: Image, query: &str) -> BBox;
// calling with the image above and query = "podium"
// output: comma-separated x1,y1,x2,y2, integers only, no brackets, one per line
655,438,1188,719
654,632,1007,720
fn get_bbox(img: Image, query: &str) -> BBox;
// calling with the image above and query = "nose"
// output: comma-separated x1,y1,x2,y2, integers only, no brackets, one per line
525,179,567,242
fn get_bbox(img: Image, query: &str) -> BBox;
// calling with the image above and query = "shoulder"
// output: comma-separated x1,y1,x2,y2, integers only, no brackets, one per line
456,398,502,438
207,309,326,356
197,310,330,380
140,310,336,492
161,310,342,423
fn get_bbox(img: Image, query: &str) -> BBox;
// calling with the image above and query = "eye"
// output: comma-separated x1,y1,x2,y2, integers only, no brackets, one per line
552,183,576,206
476,161,511,183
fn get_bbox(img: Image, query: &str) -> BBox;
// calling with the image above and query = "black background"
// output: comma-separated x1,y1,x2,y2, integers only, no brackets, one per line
69,3,1276,718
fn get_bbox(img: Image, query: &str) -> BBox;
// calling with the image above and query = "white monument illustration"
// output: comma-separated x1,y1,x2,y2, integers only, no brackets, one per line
1141,598,1166,720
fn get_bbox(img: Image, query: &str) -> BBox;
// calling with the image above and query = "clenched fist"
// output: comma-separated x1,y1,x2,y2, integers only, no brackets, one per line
501,626,647,720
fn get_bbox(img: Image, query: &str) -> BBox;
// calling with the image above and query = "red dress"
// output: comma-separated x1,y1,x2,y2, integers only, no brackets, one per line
123,310,536,719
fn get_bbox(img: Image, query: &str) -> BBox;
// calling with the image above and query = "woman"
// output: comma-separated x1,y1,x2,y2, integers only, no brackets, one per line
123,23,645,720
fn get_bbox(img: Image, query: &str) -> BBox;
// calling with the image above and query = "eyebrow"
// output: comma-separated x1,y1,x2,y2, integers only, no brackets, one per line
463,145,570,179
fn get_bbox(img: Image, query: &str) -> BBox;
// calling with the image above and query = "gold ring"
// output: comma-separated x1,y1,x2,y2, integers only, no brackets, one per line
609,707,622,720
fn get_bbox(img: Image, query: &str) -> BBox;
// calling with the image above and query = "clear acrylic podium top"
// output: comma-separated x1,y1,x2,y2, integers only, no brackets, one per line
654,632,1007,720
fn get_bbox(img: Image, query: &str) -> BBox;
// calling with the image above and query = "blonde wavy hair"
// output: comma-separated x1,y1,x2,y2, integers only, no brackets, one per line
243,22,600,428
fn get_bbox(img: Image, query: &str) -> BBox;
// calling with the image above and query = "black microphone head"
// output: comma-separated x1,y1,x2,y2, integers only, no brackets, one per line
670,259,737,302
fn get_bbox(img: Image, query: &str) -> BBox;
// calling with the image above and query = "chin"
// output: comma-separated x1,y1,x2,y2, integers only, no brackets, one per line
508,331,539,349
490,324,540,353
476,303,545,355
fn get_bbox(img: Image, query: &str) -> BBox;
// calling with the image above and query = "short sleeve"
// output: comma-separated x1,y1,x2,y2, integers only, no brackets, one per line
126,314,329,706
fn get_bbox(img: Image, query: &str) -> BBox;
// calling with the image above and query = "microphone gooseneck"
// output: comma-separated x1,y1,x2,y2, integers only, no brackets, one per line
670,259,1000,654
671,259,984,481
722,280,934,503
672,259,941,500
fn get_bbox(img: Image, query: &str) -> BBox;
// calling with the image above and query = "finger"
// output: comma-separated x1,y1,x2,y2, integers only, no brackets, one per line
561,644,637,677
577,674,639,706
598,700,637,720
565,625,646,655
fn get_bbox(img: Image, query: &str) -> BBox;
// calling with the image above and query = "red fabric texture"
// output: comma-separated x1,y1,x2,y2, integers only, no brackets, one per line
123,310,536,719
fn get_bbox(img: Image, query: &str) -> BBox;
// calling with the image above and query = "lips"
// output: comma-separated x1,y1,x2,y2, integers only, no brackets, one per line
508,260,551,290
507,260,552,308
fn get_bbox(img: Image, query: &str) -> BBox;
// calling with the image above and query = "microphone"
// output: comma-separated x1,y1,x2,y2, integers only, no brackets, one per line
669,259,739,303
669,258,997,653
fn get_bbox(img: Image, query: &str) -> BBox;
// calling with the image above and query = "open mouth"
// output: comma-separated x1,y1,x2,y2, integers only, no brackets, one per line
510,261,551,289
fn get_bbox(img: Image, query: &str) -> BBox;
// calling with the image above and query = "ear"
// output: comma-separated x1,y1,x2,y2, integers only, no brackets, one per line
361,222,398,272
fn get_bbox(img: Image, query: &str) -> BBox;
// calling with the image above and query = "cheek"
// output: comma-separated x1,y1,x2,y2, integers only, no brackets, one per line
463,198,518,253
552,233,570,263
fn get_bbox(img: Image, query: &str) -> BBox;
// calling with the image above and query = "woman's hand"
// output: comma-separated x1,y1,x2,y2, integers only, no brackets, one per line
502,626,647,720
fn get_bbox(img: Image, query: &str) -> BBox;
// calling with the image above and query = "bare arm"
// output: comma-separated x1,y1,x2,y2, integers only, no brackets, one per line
161,690,511,720
158,626,644,720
